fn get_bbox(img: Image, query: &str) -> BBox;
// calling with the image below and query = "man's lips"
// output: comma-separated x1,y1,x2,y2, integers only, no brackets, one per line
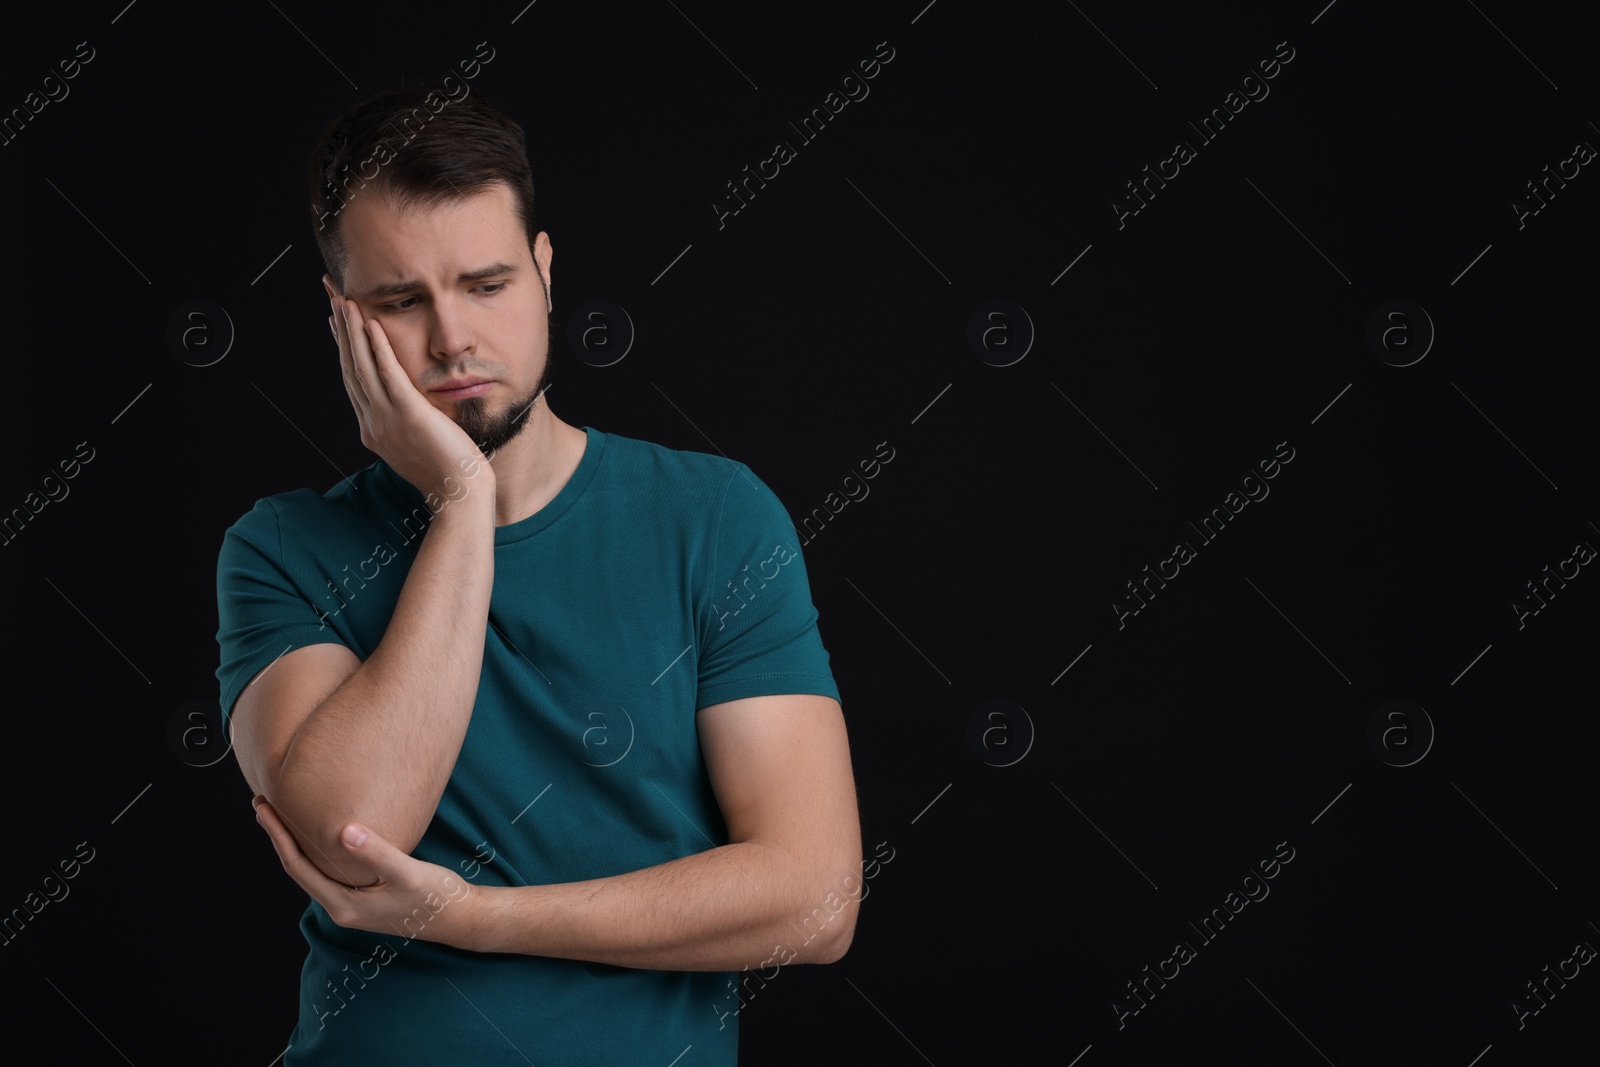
432,378,492,399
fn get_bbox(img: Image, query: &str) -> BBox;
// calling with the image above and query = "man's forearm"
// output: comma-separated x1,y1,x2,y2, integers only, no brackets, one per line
274,490,496,883
457,841,861,970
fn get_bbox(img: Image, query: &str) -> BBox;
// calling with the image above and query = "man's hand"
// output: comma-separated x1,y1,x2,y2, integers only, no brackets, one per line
254,795,476,946
324,276,492,501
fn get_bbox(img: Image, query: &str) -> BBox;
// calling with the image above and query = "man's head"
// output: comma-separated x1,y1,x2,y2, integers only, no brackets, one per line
307,85,552,457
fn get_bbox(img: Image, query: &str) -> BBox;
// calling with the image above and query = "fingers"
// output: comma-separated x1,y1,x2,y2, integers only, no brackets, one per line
362,316,412,408
254,799,314,882
323,278,362,397
329,311,369,451
331,297,372,428
256,799,372,899
337,297,416,413
333,296,379,407
337,341,373,450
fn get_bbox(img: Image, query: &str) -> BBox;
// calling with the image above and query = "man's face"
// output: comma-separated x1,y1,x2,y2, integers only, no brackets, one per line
328,182,553,457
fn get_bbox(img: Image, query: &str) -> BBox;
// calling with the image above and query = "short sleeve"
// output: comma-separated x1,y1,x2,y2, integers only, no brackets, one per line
694,464,840,709
214,498,351,727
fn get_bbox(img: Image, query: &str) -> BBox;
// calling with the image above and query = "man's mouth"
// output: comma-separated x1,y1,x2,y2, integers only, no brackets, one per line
432,378,492,399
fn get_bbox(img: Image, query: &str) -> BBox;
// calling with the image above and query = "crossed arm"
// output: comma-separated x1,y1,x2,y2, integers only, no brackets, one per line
250,691,862,969
235,498,862,972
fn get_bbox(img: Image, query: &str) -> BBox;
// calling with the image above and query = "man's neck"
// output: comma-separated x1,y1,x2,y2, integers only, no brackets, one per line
485,403,587,527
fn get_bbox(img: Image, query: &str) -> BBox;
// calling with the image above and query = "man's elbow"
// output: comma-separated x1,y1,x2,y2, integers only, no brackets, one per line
266,766,415,886
810,838,863,964
266,793,370,886
817,915,856,963
803,880,859,965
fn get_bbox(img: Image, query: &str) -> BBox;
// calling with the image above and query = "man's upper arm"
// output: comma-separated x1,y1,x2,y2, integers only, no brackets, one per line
230,643,361,801
216,496,361,799
696,693,861,891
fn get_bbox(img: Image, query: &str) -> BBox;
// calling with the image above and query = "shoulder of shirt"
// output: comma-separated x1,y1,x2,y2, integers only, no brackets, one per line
222,462,397,539
594,428,767,500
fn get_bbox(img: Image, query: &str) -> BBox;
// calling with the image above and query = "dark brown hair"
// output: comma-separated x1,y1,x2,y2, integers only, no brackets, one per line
307,84,538,292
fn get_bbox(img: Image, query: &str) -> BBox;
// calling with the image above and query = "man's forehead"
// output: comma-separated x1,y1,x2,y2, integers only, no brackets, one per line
342,185,527,293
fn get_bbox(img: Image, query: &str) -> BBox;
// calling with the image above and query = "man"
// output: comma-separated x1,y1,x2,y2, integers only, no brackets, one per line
215,83,861,1065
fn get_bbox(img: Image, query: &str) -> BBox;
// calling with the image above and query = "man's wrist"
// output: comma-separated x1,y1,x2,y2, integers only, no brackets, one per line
456,882,513,954
425,472,496,526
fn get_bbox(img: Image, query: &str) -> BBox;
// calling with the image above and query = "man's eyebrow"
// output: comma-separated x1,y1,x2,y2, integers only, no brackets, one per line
355,262,521,301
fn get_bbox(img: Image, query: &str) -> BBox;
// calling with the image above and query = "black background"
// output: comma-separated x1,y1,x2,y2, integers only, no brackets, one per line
3,1,1596,1063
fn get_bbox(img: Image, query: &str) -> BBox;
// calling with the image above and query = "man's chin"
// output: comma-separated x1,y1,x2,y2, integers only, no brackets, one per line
454,387,544,457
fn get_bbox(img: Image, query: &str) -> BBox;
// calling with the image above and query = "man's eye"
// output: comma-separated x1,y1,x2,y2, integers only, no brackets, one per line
379,286,502,313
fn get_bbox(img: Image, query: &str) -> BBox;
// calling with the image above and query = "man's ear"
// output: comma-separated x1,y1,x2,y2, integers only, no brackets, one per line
533,233,553,309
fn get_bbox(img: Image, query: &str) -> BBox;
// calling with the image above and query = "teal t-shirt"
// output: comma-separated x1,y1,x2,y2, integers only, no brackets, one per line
215,426,840,1066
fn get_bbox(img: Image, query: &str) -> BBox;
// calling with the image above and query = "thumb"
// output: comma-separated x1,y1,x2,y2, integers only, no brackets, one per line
340,823,407,867
341,823,379,851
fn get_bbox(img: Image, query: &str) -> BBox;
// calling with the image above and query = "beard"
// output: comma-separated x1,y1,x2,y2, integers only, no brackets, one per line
451,310,554,460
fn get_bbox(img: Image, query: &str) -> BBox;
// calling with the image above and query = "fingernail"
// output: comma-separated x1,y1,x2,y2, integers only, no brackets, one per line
342,825,368,847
